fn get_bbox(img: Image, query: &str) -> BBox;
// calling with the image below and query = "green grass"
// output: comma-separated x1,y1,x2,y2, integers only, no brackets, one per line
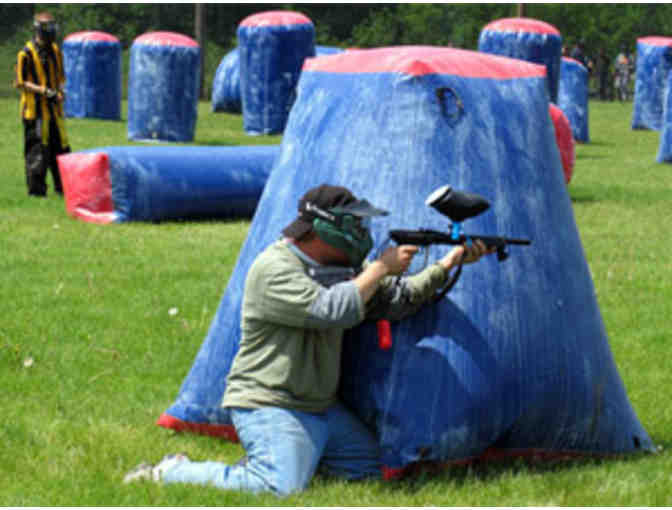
1,96,672,506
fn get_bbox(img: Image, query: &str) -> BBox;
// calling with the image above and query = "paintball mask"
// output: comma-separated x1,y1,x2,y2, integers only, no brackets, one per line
307,200,388,267
34,16,58,45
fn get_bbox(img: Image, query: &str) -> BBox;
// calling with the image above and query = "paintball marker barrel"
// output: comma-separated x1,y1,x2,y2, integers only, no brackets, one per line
389,228,530,261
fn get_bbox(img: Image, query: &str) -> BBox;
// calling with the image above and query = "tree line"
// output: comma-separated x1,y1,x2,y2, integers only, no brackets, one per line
4,4,672,55
3,4,672,97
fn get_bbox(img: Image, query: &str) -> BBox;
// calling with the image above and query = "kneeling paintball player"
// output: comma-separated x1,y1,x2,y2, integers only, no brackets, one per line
125,183,493,496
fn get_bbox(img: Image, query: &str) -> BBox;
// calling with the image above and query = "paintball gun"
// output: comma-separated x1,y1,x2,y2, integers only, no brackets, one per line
375,185,531,351
389,185,531,262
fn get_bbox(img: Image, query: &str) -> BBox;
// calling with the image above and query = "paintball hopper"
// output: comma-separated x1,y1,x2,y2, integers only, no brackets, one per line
425,185,490,223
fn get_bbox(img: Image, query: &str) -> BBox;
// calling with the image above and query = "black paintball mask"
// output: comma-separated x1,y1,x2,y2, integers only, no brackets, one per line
34,17,58,46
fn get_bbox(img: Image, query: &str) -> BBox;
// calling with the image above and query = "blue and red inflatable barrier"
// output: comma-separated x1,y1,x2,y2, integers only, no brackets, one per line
57,145,279,224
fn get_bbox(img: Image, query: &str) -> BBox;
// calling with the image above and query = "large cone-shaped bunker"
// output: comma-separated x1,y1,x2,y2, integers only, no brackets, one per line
159,46,653,471
632,37,672,131
63,31,122,120
478,17,562,103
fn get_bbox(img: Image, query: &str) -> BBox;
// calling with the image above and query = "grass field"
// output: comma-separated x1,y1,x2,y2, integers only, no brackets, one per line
1,95,672,506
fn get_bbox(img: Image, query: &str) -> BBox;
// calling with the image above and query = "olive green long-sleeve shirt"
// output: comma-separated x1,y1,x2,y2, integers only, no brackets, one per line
221,239,451,413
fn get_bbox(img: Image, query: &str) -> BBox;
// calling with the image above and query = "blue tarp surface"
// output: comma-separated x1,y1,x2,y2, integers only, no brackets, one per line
127,36,201,142
632,38,672,131
63,37,122,119
162,46,653,470
558,58,589,143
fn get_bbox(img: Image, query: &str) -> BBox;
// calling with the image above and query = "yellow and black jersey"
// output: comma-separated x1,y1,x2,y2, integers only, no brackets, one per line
16,39,68,145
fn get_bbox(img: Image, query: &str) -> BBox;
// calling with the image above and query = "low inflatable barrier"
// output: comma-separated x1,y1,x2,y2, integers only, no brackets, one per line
57,145,279,224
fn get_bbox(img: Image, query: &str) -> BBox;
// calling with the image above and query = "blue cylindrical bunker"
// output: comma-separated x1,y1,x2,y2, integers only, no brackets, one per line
237,10,315,135
63,31,122,120
212,48,241,113
478,17,562,103
128,31,200,142
656,71,672,162
632,36,672,131
558,56,589,143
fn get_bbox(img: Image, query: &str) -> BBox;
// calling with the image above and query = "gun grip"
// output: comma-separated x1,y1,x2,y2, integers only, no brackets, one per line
377,320,392,350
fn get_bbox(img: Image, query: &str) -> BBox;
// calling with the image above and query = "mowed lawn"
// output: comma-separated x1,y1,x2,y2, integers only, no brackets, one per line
1,96,671,506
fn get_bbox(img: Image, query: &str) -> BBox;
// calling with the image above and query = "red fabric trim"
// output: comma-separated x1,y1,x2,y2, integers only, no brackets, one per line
382,447,609,481
637,36,672,46
65,31,119,43
303,46,546,79
482,17,560,35
562,56,587,70
156,413,239,442
239,10,312,27
58,152,116,224
134,31,198,48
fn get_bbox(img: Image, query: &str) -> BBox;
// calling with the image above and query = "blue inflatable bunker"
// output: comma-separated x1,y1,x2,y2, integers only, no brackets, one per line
57,145,279,224
657,71,672,162
632,37,672,131
128,32,201,142
237,10,315,135
558,57,589,143
478,17,562,103
211,46,342,115
63,31,122,120
158,46,653,473
212,48,241,113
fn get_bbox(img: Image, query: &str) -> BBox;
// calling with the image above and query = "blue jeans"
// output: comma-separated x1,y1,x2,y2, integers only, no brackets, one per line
162,402,381,496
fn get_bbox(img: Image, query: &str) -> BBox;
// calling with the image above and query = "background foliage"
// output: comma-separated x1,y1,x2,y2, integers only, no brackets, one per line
3,3,672,97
